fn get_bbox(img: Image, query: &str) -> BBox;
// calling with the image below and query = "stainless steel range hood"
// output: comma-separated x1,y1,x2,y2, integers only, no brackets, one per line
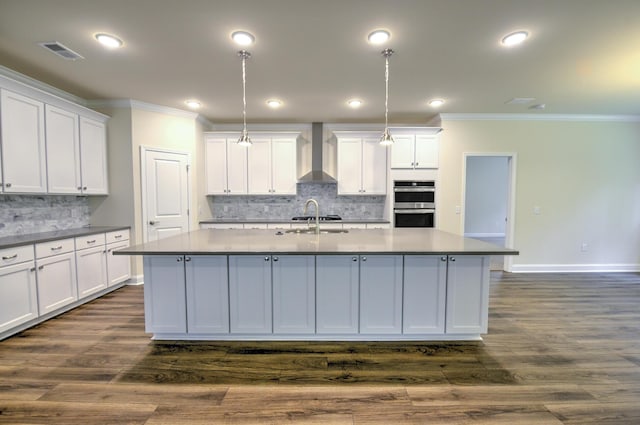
297,122,337,184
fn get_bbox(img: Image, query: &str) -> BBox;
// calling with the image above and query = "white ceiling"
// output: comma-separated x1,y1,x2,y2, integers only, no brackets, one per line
1,0,639,123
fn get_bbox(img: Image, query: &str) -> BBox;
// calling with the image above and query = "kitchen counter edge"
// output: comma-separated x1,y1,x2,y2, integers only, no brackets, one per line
0,226,131,249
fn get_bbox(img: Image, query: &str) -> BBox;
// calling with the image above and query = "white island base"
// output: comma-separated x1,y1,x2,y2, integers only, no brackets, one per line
142,253,491,342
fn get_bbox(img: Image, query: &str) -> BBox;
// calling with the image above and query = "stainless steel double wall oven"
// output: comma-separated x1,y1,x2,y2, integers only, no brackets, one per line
393,180,436,228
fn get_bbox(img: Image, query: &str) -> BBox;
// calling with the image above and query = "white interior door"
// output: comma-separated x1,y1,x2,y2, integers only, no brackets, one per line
142,148,190,242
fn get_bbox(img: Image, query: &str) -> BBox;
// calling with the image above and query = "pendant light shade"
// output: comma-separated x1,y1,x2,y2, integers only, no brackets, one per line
380,48,394,145
237,50,252,146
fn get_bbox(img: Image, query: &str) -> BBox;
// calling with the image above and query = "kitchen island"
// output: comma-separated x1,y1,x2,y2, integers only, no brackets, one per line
117,228,518,341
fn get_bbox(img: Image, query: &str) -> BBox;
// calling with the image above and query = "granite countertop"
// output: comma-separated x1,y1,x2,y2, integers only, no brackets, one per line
117,228,518,256
0,226,131,250
199,218,391,224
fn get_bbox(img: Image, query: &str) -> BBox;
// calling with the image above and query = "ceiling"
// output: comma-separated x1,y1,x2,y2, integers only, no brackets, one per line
1,0,639,124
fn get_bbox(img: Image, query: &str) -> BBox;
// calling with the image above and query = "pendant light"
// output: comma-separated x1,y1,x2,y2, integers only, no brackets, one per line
237,50,252,146
380,48,394,145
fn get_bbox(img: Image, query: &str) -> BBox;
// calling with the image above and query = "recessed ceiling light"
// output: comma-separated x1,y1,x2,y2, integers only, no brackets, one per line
367,29,390,45
95,33,123,49
185,99,201,109
347,99,363,108
428,99,445,108
501,31,528,47
232,31,255,46
266,99,282,108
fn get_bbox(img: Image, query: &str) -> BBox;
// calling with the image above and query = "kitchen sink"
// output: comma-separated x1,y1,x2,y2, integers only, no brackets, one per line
282,228,349,235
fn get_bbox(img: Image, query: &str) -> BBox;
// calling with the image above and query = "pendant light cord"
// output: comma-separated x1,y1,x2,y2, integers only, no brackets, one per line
240,51,248,136
384,53,390,129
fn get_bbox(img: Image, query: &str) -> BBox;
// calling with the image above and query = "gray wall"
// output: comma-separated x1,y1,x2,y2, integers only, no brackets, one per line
464,156,508,236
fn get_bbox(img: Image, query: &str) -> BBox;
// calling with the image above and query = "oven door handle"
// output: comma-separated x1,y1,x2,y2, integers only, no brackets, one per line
393,187,435,192
394,209,435,214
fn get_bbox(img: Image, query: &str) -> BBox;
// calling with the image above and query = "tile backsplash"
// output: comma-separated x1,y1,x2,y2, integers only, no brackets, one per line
208,183,385,220
0,195,90,237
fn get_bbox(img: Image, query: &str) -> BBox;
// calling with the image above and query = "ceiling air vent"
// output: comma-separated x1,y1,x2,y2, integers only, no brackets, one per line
38,41,84,60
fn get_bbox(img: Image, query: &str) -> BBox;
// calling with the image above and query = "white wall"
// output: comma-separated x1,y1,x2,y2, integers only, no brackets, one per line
464,156,508,236
439,116,640,272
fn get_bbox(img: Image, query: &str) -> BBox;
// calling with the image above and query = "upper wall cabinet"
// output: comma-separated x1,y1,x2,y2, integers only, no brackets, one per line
205,131,298,196
335,131,387,195
0,89,47,193
390,128,441,170
0,75,109,196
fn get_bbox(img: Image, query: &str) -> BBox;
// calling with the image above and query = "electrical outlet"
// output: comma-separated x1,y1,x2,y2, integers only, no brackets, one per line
533,206,541,215
581,243,588,252
455,206,461,214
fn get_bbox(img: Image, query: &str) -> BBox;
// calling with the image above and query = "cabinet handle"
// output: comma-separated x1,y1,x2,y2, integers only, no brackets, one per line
38,265,44,270
185,257,191,262
177,257,183,262
362,256,367,262
30,267,36,272
441,256,447,262
264,256,270,261
51,246,63,251
107,249,112,253
352,257,358,262
273,256,279,262
86,240,96,244
2,254,18,260
450,257,456,262
5,183,11,188
114,235,122,239
77,186,83,191
149,221,158,225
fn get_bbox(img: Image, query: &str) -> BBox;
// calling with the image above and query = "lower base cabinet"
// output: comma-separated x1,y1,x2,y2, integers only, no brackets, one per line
229,255,272,333
445,255,490,334
272,255,315,334
0,259,38,333
107,241,131,286
37,251,78,315
403,255,447,334
359,255,403,334
316,256,359,334
186,256,229,334
76,246,108,298
143,256,186,333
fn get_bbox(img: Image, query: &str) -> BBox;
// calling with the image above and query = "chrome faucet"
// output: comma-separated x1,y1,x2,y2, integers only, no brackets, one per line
303,198,320,234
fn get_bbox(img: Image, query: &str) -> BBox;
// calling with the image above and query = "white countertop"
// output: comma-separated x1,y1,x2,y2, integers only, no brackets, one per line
118,228,518,256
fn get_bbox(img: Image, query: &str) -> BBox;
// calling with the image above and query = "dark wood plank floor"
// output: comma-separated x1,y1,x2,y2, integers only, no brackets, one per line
1,272,639,424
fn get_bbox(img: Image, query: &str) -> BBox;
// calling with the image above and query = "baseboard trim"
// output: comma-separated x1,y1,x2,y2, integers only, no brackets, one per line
126,274,144,285
464,233,506,238
511,263,640,273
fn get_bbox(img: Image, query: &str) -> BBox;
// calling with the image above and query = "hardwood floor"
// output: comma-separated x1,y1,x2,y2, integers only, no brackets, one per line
1,272,639,424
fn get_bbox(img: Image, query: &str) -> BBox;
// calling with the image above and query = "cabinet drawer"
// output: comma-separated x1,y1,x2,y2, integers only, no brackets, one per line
0,245,35,266
75,233,106,250
35,238,75,258
106,229,130,244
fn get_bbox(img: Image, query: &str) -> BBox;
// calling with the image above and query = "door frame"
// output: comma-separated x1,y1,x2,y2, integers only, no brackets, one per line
461,152,517,272
140,146,192,243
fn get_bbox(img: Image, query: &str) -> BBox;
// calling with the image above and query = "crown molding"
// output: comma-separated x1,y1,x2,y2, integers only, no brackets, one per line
85,98,199,119
210,123,312,132
440,113,640,122
0,65,87,105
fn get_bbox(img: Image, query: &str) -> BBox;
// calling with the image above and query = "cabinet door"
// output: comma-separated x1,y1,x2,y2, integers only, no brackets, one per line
106,241,131,286
185,255,229,334
414,135,439,168
36,252,78,315
359,255,403,334
316,255,359,334
205,137,228,194
271,138,297,195
445,256,490,334
247,138,271,194
403,255,447,334
361,137,387,194
390,135,415,169
0,261,38,333
45,105,82,194
272,255,315,334
76,245,108,298
337,138,362,195
229,255,272,333
79,117,108,194
0,89,47,193
143,256,186,333
226,139,248,194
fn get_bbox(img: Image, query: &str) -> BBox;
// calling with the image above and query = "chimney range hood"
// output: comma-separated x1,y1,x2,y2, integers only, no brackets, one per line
297,122,337,184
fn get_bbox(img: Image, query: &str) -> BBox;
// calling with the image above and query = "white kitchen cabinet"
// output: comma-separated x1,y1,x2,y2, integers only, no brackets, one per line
36,239,78,315
0,89,47,193
106,229,131,286
79,117,109,194
247,135,297,195
185,255,229,334
335,132,387,195
390,129,440,169
359,255,403,334
403,255,447,334
316,255,360,334
201,223,245,229
445,255,490,334
75,233,108,299
45,105,82,194
229,255,272,333
272,255,315,334
0,245,38,333
205,135,248,195
143,255,187,333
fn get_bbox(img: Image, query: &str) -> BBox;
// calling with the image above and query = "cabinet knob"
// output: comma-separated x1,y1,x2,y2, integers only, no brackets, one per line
264,256,270,261
83,186,87,191
185,257,191,262
415,162,419,166
30,267,36,272
352,257,358,262
177,257,183,262
38,265,44,270
450,257,456,262
5,183,11,188
362,256,367,262
441,256,447,262
273,256,279,262
77,186,82,191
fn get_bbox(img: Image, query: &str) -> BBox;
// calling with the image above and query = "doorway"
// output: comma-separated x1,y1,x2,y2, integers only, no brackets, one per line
141,147,191,242
463,154,516,271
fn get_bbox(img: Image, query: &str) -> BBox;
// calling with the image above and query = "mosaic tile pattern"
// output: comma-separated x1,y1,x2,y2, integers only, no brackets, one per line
208,183,385,220
0,195,90,237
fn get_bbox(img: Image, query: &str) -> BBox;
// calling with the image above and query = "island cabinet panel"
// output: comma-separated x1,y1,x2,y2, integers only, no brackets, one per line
403,255,447,334
445,255,490,334
359,255,403,334
272,255,315,334
229,255,272,333
143,256,187,334
185,256,229,334
316,255,360,334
